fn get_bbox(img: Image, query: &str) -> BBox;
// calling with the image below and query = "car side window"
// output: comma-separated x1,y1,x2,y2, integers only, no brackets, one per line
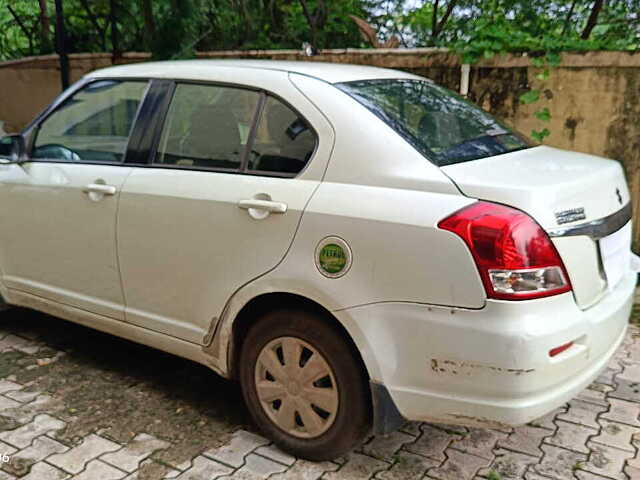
0,136,11,159
155,84,260,170
33,80,147,163
248,96,317,175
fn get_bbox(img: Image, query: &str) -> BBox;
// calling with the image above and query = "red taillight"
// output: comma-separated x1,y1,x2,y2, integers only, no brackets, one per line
438,202,572,300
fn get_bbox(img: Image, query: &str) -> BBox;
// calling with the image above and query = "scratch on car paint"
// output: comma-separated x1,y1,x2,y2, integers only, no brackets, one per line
430,359,534,376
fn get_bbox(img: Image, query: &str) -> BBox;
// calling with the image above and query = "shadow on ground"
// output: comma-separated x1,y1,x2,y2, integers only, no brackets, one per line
0,307,250,466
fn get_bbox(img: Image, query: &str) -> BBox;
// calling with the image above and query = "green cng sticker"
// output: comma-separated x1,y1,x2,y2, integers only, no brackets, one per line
318,243,347,274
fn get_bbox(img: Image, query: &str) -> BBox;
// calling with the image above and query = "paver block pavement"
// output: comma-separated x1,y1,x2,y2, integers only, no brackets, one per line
609,377,640,403
0,382,21,395
497,425,552,458
220,452,287,479
531,444,587,479
0,335,40,355
618,362,640,382
73,459,126,480
172,455,233,480
576,385,611,407
1,394,60,426
404,424,458,461
203,430,270,468
0,396,21,411
528,406,566,431
426,449,490,480
2,435,68,477
48,433,120,474
101,433,170,472
360,431,415,461
591,419,639,452
544,419,597,454
582,442,634,480
4,390,41,404
0,441,17,456
450,428,508,460
374,451,438,480
601,398,640,427
398,422,421,437
21,462,67,480
625,465,640,479
0,414,65,448
557,400,608,429
323,453,389,480
253,445,295,466
478,448,539,479
269,459,339,480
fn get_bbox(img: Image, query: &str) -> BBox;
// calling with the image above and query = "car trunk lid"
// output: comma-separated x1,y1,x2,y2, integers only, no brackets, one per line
441,146,632,309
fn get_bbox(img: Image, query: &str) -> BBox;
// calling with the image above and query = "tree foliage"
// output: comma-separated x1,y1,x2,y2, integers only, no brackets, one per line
0,0,638,61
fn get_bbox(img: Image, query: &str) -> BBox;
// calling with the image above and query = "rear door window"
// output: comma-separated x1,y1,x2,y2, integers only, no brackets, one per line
155,84,260,171
247,96,317,175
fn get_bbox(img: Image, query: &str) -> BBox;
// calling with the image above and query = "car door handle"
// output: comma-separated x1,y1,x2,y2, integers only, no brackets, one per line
238,199,287,214
83,184,117,196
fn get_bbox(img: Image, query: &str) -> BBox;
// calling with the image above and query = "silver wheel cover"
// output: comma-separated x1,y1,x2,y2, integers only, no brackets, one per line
254,336,339,439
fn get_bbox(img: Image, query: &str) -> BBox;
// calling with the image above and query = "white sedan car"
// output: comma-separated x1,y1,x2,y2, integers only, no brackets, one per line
0,60,635,460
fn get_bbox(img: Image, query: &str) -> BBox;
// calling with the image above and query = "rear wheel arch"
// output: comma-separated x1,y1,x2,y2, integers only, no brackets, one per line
228,292,369,385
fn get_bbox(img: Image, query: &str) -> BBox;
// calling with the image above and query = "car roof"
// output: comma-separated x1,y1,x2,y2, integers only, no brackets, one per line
87,59,423,84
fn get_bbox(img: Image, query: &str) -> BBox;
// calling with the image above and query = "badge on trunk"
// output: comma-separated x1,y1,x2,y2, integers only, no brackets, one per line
554,207,586,225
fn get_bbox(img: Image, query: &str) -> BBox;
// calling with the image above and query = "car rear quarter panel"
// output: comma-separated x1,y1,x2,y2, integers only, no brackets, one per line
209,181,485,378
208,73,488,376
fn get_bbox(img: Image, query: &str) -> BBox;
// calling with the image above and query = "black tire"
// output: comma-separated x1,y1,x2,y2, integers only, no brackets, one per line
239,308,371,460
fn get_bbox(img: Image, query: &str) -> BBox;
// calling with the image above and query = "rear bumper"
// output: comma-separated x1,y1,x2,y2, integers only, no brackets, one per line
338,270,634,428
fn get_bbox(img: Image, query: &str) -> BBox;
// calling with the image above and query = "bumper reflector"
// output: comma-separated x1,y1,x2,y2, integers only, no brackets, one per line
549,341,574,357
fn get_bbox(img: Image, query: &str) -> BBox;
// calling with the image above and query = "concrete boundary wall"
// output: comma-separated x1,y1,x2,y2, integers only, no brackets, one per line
1,49,639,244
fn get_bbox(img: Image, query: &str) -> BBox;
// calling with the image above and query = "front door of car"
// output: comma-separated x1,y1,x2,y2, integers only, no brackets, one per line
117,83,321,343
0,80,149,320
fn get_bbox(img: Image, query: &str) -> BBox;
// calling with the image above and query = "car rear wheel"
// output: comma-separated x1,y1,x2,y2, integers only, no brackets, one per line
239,308,370,460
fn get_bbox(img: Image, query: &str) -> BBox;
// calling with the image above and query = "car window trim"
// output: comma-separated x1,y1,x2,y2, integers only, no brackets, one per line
24,77,152,166
147,79,319,179
125,79,175,165
130,163,296,178
239,92,267,172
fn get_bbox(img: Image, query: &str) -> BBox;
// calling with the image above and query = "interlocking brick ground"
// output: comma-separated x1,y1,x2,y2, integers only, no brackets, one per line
0,306,638,479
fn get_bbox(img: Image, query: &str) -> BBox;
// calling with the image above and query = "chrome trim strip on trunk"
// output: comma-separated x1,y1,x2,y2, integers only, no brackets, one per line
547,203,632,239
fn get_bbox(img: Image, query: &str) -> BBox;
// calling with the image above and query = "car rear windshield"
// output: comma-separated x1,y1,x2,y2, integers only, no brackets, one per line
336,79,531,166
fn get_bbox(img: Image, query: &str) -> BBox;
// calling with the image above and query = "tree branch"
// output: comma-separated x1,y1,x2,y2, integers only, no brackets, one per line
141,0,156,43
6,5,34,50
78,0,107,49
561,0,577,35
432,0,440,39
581,0,605,39
435,0,457,38
37,0,51,53
299,0,327,47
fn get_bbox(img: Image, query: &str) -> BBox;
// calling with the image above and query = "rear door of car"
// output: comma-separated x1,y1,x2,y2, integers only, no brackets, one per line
116,71,333,343
0,79,151,319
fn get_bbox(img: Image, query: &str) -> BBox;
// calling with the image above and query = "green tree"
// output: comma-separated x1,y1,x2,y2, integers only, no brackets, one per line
0,0,638,61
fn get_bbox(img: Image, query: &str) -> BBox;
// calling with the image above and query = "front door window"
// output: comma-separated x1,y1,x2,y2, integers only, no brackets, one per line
33,80,147,163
